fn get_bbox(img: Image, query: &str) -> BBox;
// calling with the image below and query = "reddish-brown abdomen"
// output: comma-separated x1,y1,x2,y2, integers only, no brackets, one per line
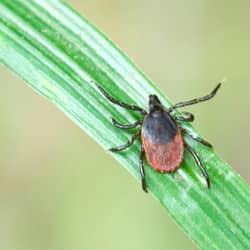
142,128,184,172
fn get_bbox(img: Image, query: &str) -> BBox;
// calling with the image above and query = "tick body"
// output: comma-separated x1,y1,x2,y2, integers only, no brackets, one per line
94,81,221,192
142,109,184,173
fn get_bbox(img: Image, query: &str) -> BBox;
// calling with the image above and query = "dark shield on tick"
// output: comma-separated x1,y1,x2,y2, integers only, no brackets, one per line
94,81,221,192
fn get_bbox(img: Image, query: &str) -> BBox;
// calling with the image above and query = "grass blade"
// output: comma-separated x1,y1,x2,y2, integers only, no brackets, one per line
0,0,249,249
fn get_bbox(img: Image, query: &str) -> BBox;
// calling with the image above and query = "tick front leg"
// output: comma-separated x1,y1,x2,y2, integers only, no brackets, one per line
112,118,142,129
109,130,141,152
139,143,147,192
168,83,221,111
182,128,213,148
92,81,147,115
185,143,210,188
174,112,194,122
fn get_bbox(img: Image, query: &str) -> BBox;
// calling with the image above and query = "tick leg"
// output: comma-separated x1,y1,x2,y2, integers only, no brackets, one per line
182,128,213,148
110,130,141,152
174,112,194,122
139,143,147,192
112,118,142,129
92,81,147,115
169,83,221,111
184,143,211,188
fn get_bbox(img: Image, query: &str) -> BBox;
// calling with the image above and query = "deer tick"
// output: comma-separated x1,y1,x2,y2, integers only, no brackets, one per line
94,82,221,192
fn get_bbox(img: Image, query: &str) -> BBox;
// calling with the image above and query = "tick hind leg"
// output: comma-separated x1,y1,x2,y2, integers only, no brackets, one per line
139,143,147,192
184,143,210,188
182,128,212,148
92,81,147,115
110,130,141,152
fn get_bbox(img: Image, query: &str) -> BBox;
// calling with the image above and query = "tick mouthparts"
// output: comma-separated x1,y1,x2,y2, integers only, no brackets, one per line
149,94,162,111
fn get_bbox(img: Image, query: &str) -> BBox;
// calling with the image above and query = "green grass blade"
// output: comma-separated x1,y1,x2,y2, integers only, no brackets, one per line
0,0,249,249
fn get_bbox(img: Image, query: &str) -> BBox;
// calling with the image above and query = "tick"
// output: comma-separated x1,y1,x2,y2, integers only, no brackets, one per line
94,82,221,192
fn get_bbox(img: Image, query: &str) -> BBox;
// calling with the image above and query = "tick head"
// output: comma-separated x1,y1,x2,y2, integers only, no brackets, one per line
149,94,164,112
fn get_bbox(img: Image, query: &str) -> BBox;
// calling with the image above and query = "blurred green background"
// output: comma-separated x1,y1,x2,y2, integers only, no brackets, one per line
0,1,250,250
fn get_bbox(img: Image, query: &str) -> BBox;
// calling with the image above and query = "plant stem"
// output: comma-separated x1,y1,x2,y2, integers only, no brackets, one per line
0,1,249,249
